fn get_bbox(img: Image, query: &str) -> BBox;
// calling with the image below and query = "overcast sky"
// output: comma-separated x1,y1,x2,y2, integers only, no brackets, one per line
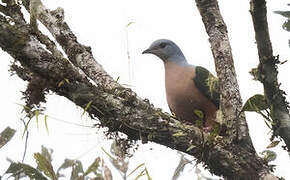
1,0,290,179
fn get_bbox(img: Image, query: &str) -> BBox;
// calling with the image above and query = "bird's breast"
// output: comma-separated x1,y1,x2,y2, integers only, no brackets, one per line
164,62,217,123
165,64,198,108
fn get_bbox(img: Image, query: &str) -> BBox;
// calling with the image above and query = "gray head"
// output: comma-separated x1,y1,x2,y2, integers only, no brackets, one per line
142,39,187,65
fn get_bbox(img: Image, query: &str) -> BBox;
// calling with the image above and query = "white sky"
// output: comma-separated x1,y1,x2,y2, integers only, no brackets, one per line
1,0,290,179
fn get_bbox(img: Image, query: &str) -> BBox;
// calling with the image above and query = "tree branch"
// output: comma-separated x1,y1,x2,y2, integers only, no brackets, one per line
22,0,116,89
0,3,277,179
194,0,253,148
250,0,290,152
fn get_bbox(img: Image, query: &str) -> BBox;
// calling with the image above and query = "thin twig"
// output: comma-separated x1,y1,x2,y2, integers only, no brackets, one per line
22,130,29,162
250,0,290,151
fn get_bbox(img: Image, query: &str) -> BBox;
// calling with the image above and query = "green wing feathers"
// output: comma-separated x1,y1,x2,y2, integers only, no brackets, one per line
193,66,220,108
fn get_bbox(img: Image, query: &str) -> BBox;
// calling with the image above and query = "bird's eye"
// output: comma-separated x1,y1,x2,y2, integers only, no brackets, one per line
159,43,166,48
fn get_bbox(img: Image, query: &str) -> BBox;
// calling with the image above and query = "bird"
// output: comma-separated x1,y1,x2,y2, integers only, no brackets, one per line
142,39,220,129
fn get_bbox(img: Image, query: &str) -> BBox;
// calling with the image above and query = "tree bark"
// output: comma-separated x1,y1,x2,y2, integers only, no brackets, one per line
0,0,278,179
250,0,290,152
195,0,253,148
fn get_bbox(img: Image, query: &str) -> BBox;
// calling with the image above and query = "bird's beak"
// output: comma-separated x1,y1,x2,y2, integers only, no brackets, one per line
142,48,153,54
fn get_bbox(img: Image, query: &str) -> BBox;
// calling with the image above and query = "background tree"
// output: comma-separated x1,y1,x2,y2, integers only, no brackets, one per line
0,0,289,179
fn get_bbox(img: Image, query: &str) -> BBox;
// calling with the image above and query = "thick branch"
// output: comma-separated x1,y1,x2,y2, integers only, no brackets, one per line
22,0,116,89
0,3,26,25
0,4,276,179
250,0,290,151
194,0,253,148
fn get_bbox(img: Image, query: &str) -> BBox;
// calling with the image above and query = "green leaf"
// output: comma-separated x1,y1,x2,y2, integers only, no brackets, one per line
101,147,116,161
135,169,145,180
15,103,31,111
40,146,53,163
58,80,64,87
5,162,48,180
173,131,186,137
35,110,39,130
274,11,290,18
260,150,277,162
267,140,280,149
282,20,290,32
126,21,135,27
103,143,129,174
194,109,204,119
144,167,152,180
44,115,49,134
64,78,70,84
116,76,120,82
0,127,16,149
127,163,151,180
71,160,84,180
57,159,74,174
242,94,268,112
127,163,144,177
186,145,196,152
34,153,57,180
56,159,84,179
82,100,93,116
84,157,101,176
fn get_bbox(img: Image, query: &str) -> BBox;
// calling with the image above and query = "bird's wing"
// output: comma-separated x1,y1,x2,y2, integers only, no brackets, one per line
193,66,220,108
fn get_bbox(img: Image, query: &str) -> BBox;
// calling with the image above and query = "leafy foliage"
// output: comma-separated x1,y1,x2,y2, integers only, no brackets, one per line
266,140,280,149
102,141,129,179
56,159,84,179
260,150,277,162
242,94,268,112
102,141,153,180
3,146,112,180
242,95,285,150
274,10,290,46
0,126,16,149
274,11,290,18
173,131,187,137
16,103,49,138
34,153,57,180
82,100,93,116
83,158,101,177
5,162,48,180
127,163,152,180
242,94,272,127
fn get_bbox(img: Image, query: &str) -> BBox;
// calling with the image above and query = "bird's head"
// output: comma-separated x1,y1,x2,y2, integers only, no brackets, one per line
142,39,186,64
